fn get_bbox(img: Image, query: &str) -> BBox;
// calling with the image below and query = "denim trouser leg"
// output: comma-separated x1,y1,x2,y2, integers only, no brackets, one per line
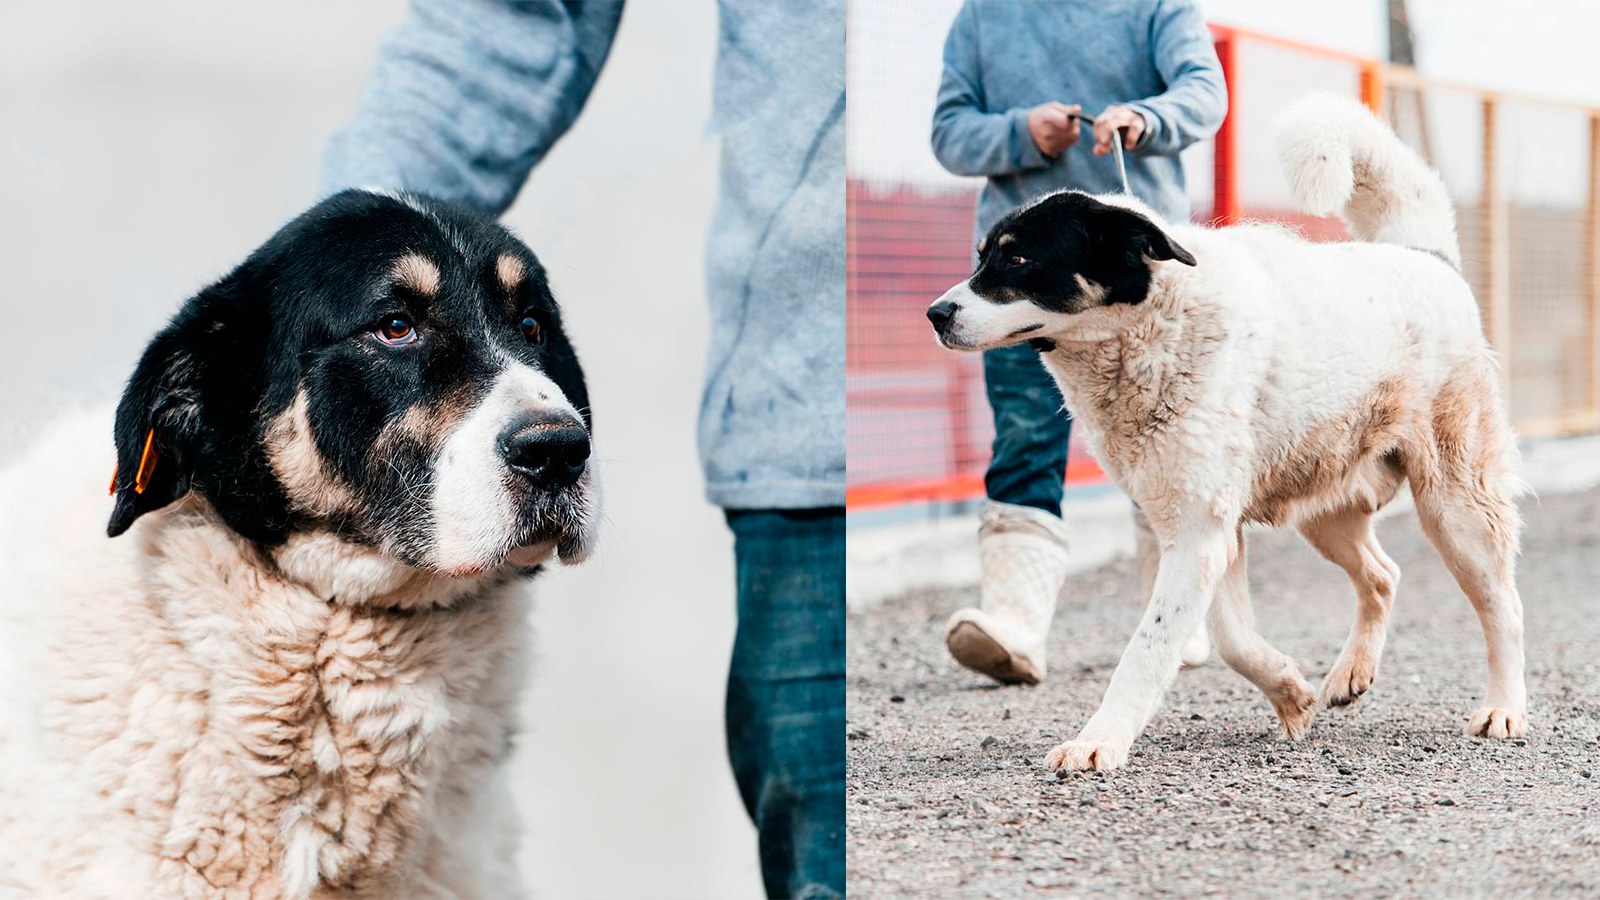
724,508,845,900
982,343,1073,517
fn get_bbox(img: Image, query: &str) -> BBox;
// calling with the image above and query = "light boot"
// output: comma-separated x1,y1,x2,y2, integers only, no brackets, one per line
1132,504,1211,667
945,500,1072,685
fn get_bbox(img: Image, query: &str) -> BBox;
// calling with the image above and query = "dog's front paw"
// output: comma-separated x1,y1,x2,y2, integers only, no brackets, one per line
1465,707,1527,739
1318,647,1379,708
1044,738,1129,773
1269,676,1317,740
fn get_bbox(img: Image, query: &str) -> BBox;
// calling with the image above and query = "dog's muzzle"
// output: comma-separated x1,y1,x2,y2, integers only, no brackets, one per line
927,298,960,345
499,413,590,490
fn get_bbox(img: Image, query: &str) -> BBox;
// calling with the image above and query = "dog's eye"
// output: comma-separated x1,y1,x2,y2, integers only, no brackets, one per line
375,316,417,346
520,312,543,345
1009,255,1030,267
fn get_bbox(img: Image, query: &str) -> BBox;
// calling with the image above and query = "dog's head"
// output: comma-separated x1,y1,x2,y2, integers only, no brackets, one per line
926,191,1196,351
107,189,598,581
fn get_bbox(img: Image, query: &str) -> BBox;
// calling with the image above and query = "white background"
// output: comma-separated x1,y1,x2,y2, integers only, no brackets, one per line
0,2,761,898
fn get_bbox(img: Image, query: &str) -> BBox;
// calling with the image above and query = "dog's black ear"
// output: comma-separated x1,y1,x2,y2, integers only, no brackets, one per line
1106,208,1196,267
107,287,247,537
1075,202,1199,306
108,312,210,536
1139,222,1197,267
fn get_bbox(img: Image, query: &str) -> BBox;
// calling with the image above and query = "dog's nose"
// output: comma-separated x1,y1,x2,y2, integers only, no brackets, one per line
499,415,590,488
927,300,957,330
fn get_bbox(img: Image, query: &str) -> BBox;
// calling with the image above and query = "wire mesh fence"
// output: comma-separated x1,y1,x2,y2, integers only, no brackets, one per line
846,3,1600,511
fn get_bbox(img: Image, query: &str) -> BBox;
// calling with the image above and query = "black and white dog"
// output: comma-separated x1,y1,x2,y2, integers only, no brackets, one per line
928,95,1527,773
0,190,597,898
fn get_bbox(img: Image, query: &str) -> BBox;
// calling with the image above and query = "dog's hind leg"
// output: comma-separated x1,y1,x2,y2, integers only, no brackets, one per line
1207,528,1317,738
1407,363,1527,737
1410,474,1527,738
1300,506,1400,708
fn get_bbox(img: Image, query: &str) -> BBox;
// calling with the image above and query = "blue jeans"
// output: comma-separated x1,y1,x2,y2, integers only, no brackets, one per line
724,508,845,899
983,343,1073,517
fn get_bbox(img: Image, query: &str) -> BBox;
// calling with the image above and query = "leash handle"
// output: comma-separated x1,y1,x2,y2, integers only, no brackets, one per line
1070,112,1131,195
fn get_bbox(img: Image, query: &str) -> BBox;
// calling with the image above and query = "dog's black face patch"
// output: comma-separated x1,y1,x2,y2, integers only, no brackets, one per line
108,190,592,571
971,192,1197,312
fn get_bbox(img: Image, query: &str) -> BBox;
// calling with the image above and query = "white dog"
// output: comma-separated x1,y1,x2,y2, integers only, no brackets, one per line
926,94,1527,773
0,190,599,897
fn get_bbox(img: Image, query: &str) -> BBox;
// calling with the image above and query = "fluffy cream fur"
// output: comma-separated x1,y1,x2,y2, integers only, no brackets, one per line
0,407,534,899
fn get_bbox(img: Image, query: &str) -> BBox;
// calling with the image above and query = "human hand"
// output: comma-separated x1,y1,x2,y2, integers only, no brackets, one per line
1026,102,1081,157
1092,104,1146,155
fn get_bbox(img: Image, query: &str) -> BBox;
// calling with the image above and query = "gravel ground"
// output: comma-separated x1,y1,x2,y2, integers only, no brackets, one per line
847,486,1600,898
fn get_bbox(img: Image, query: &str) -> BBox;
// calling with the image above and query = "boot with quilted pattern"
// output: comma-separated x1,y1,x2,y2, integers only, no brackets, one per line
945,500,1073,684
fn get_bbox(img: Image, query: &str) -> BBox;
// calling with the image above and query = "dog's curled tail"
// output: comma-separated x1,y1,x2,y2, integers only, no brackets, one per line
1275,93,1460,268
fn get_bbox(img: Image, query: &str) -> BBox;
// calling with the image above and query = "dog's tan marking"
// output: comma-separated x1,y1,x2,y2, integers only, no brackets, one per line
391,253,441,296
1426,357,1514,493
976,235,989,254
265,389,358,517
1243,375,1415,527
368,387,479,474
495,253,525,292
997,233,1015,247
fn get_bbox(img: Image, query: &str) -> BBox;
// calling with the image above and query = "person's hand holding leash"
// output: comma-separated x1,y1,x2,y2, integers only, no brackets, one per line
1092,104,1146,155
1026,102,1081,156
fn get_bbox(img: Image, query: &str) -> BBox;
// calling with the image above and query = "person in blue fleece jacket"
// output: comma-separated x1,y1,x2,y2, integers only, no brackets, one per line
930,0,1227,686
321,3,843,897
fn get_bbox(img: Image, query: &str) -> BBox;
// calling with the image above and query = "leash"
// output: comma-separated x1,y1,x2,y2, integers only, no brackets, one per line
1070,112,1130,194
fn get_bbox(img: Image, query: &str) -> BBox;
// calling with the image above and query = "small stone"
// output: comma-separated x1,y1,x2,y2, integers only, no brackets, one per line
1513,739,1527,747
1435,797,1456,807
1190,713,1204,720
1003,708,1012,721
1027,870,1061,888
890,695,905,703
1338,766,1353,776
1580,770,1593,778
848,729,870,740
980,735,999,750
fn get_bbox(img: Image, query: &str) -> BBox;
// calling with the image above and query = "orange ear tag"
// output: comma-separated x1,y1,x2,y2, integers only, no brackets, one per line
108,464,118,496
133,429,159,495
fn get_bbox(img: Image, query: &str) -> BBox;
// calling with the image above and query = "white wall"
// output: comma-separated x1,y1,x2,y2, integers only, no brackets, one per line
0,2,761,897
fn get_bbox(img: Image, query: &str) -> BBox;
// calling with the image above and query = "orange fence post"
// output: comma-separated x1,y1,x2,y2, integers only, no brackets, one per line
1481,97,1512,375
1211,27,1239,226
1359,62,1386,116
